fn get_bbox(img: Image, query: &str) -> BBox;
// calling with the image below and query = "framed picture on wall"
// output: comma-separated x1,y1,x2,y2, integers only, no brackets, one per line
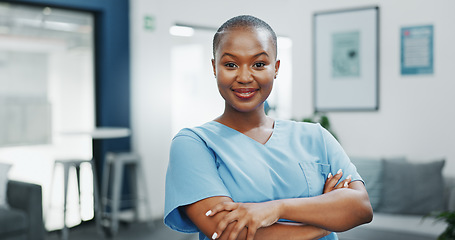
313,6,379,112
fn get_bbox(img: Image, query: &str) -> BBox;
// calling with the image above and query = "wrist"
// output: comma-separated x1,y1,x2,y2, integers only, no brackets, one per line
274,199,285,220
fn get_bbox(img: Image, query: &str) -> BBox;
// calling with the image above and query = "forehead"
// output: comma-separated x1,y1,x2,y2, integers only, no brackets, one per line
215,28,275,57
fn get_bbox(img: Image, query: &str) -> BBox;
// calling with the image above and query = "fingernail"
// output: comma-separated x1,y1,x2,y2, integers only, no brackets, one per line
205,210,212,216
347,175,352,180
327,173,332,179
212,232,218,239
337,169,342,174
344,182,349,187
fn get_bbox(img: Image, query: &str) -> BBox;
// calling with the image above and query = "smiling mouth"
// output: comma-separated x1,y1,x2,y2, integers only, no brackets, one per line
232,88,258,99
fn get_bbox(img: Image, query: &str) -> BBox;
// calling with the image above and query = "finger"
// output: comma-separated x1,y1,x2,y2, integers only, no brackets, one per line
335,168,343,177
334,180,346,189
210,202,238,216
323,176,337,193
207,202,238,216
246,225,258,240
343,175,352,188
228,220,247,240
335,175,352,189
213,210,242,239
323,169,343,193
330,169,343,183
331,169,344,186
346,174,352,183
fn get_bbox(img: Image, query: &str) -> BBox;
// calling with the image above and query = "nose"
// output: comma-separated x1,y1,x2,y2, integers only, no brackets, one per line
236,66,253,84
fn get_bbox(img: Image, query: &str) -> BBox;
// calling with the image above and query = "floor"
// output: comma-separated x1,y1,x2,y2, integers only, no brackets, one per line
44,219,437,240
45,219,199,240
337,227,436,240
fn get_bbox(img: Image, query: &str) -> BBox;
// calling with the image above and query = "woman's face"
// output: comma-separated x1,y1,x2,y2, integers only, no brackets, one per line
212,27,280,114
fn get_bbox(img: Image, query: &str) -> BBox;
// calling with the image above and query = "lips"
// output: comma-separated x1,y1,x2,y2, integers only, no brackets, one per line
232,88,258,99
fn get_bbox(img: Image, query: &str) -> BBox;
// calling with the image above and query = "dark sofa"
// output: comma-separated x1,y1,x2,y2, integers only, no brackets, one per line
0,180,45,240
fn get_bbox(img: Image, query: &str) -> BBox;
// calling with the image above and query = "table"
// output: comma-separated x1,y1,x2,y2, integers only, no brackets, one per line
55,127,130,239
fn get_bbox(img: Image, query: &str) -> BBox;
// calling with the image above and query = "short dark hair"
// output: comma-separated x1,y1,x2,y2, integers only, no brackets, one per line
212,15,277,59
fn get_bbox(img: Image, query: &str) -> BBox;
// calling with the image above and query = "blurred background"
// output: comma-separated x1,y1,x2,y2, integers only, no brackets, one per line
0,0,453,240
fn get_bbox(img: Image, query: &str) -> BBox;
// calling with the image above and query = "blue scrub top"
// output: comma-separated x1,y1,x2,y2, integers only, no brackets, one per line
165,120,362,240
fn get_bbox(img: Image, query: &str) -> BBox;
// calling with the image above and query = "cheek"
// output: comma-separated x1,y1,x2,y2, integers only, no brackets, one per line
216,77,230,98
216,72,233,88
257,72,275,88
263,81,274,97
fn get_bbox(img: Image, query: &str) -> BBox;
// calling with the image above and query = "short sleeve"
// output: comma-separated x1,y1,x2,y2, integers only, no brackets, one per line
164,129,231,233
319,125,363,184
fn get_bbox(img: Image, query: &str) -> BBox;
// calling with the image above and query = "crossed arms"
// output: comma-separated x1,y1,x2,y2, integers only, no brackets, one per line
184,170,373,240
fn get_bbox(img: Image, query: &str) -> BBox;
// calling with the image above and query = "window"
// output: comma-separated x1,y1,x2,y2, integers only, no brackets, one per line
0,2,95,230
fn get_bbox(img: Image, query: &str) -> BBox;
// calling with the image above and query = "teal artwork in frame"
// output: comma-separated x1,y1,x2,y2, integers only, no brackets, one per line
313,6,379,112
401,25,434,75
332,31,361,78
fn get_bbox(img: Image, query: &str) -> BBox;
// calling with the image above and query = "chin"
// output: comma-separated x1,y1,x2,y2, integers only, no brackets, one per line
231,103,264,113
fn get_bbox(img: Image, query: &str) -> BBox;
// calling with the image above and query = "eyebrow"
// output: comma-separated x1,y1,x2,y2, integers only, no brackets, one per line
220,51,270,59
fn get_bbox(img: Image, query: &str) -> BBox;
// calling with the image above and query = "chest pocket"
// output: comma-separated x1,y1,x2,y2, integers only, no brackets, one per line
299,162,331,197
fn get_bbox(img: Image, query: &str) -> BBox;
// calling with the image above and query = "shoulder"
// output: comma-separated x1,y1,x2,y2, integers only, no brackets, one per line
169,123,219,163
277,119,324,135
172,121,224,146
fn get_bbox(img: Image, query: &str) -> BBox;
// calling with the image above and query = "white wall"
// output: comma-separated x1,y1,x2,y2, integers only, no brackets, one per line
290,0,455,172
130,0,455,220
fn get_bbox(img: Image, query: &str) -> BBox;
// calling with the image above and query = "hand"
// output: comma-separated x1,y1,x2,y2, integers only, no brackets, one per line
206,201,281,240
323,169,352,194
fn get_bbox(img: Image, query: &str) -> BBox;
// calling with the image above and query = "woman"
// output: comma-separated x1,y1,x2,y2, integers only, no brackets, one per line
165,15,373,240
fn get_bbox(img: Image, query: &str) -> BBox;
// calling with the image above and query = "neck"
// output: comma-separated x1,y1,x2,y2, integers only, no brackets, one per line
215,103,272,132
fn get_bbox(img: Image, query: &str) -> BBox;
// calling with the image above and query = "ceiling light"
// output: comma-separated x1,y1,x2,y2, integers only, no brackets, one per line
169,25,194,37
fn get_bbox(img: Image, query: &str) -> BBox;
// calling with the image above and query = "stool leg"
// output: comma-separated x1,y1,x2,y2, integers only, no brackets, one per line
137,160,154,227
101,157,109,215
90,159,102,235
45,162,58,224
101,156,112,237
111,157,124,236
128,163,139,222
75,164,82,219
62,163,70,240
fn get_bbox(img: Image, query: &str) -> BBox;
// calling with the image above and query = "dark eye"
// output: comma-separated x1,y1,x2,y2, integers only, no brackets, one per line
254,62,266,68
224,62,237,68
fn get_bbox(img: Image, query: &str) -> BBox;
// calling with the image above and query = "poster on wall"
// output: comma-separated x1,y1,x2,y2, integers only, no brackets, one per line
313,6,379,112
401,25,434,75
332,31,360,78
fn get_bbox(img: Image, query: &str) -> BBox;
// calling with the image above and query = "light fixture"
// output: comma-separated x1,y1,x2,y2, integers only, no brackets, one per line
169,25,194,37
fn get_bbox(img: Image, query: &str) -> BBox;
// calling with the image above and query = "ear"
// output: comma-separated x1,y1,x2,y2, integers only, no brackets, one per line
274,59,281,79
211,59,216,78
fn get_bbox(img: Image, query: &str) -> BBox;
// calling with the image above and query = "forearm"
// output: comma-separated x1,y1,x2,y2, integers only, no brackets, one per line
218,222,329,240
186,197,329,240
277,182,373,232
